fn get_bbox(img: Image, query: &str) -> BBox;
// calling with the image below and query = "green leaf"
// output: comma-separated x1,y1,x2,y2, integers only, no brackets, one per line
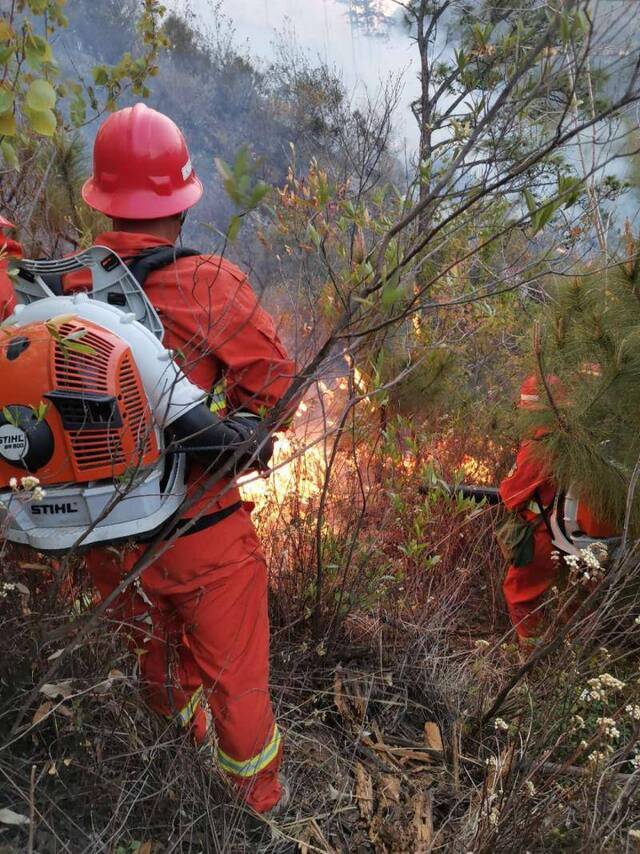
0,87,13,113
215,157,233,183
0,109,16,136
70,94,86,127
25,34,53,69
249,182,269,208
523,188,537,215
382,286,402,308
25,106,56,136
0,20,14,41
1,139,19,170
536,202,557,231
62,329,88,342
2,406,17,427
227,215,242,243
62,340,97,357
353,295,375,308
0,45,15,66
26,79,56,111
307,223,321,249
92,65,109,86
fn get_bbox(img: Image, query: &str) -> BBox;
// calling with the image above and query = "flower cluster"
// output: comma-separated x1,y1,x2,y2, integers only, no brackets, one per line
565,543,608,585
494,717,509,732
9,475,46,502
580,673,626,703
625,704,640,721
0,582,17,600
596,716,621,741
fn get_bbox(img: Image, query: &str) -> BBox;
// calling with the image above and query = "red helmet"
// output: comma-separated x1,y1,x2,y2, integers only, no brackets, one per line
519,373,565,409
0,215,15,230
82,103,203,220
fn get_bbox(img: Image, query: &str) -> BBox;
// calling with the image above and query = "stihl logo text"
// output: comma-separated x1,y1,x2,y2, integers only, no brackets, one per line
31,503,79,516
0,425,28,461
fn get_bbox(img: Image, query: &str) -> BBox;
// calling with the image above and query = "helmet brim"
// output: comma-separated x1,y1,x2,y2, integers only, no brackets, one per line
81,175,204,220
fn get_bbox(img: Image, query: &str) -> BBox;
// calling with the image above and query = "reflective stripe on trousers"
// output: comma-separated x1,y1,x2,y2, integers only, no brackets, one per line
217,724,282,778
173,684,204,728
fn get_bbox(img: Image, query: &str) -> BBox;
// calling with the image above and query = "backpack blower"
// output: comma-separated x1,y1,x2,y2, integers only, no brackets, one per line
0,246,272,554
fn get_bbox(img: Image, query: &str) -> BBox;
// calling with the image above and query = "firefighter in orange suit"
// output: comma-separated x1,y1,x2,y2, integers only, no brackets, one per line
74,104,295,814
499,375,562,640
0,215,22,320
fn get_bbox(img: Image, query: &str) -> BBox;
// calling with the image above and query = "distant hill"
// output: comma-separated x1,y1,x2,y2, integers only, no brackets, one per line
58,0,399,282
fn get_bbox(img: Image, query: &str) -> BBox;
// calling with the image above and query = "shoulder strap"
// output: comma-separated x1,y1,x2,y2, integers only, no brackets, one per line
125,246,200,290
533,487,555,539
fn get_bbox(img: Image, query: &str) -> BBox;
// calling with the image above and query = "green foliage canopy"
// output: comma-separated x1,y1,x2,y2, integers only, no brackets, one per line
524,258,640,531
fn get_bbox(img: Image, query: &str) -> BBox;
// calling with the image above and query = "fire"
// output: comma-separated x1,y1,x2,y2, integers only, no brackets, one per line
459,455,492,484
239,431,326,520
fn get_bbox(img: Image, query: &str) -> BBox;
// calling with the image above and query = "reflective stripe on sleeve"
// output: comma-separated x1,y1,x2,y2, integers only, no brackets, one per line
209,380,227,414
217,725,282,778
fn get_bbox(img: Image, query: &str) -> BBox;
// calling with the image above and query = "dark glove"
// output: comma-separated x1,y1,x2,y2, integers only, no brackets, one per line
169,406,274,474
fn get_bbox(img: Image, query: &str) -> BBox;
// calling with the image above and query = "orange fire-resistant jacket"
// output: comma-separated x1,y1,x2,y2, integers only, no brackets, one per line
64,232,296,538
0,236,22,320
499,432,558,638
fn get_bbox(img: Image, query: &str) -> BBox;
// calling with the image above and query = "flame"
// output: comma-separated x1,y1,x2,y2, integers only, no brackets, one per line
459,455,492,484
239,432,326,520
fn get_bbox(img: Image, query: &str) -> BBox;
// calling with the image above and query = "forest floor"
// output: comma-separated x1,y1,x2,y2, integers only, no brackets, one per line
1,494,640,853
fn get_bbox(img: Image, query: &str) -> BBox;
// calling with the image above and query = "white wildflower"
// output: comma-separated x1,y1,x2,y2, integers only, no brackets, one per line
489,806,500,827
524,781,536,796
599,673,626,691
494,717,509,732
475,639,491,650
572,714,585,729
32,487,46,502
626,704,640,722
20,475,40,490
635,616,640,626
579,740,589,750
631,753,640,770
587,750,607,767
597,717,620,741
581,678,606,703
8,477,17,490
581,674,625,703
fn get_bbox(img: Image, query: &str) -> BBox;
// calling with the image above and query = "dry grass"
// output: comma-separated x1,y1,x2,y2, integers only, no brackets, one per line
1,433,640,852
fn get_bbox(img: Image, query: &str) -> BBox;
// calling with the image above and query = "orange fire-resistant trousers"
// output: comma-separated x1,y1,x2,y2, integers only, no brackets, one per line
84,503,283,813
502,520,557,639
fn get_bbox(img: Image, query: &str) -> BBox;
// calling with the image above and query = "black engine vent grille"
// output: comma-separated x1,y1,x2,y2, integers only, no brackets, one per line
44,391,123,431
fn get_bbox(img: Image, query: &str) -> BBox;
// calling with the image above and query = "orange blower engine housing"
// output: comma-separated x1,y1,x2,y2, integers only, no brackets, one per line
0,317,159,487
0,244,271,553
